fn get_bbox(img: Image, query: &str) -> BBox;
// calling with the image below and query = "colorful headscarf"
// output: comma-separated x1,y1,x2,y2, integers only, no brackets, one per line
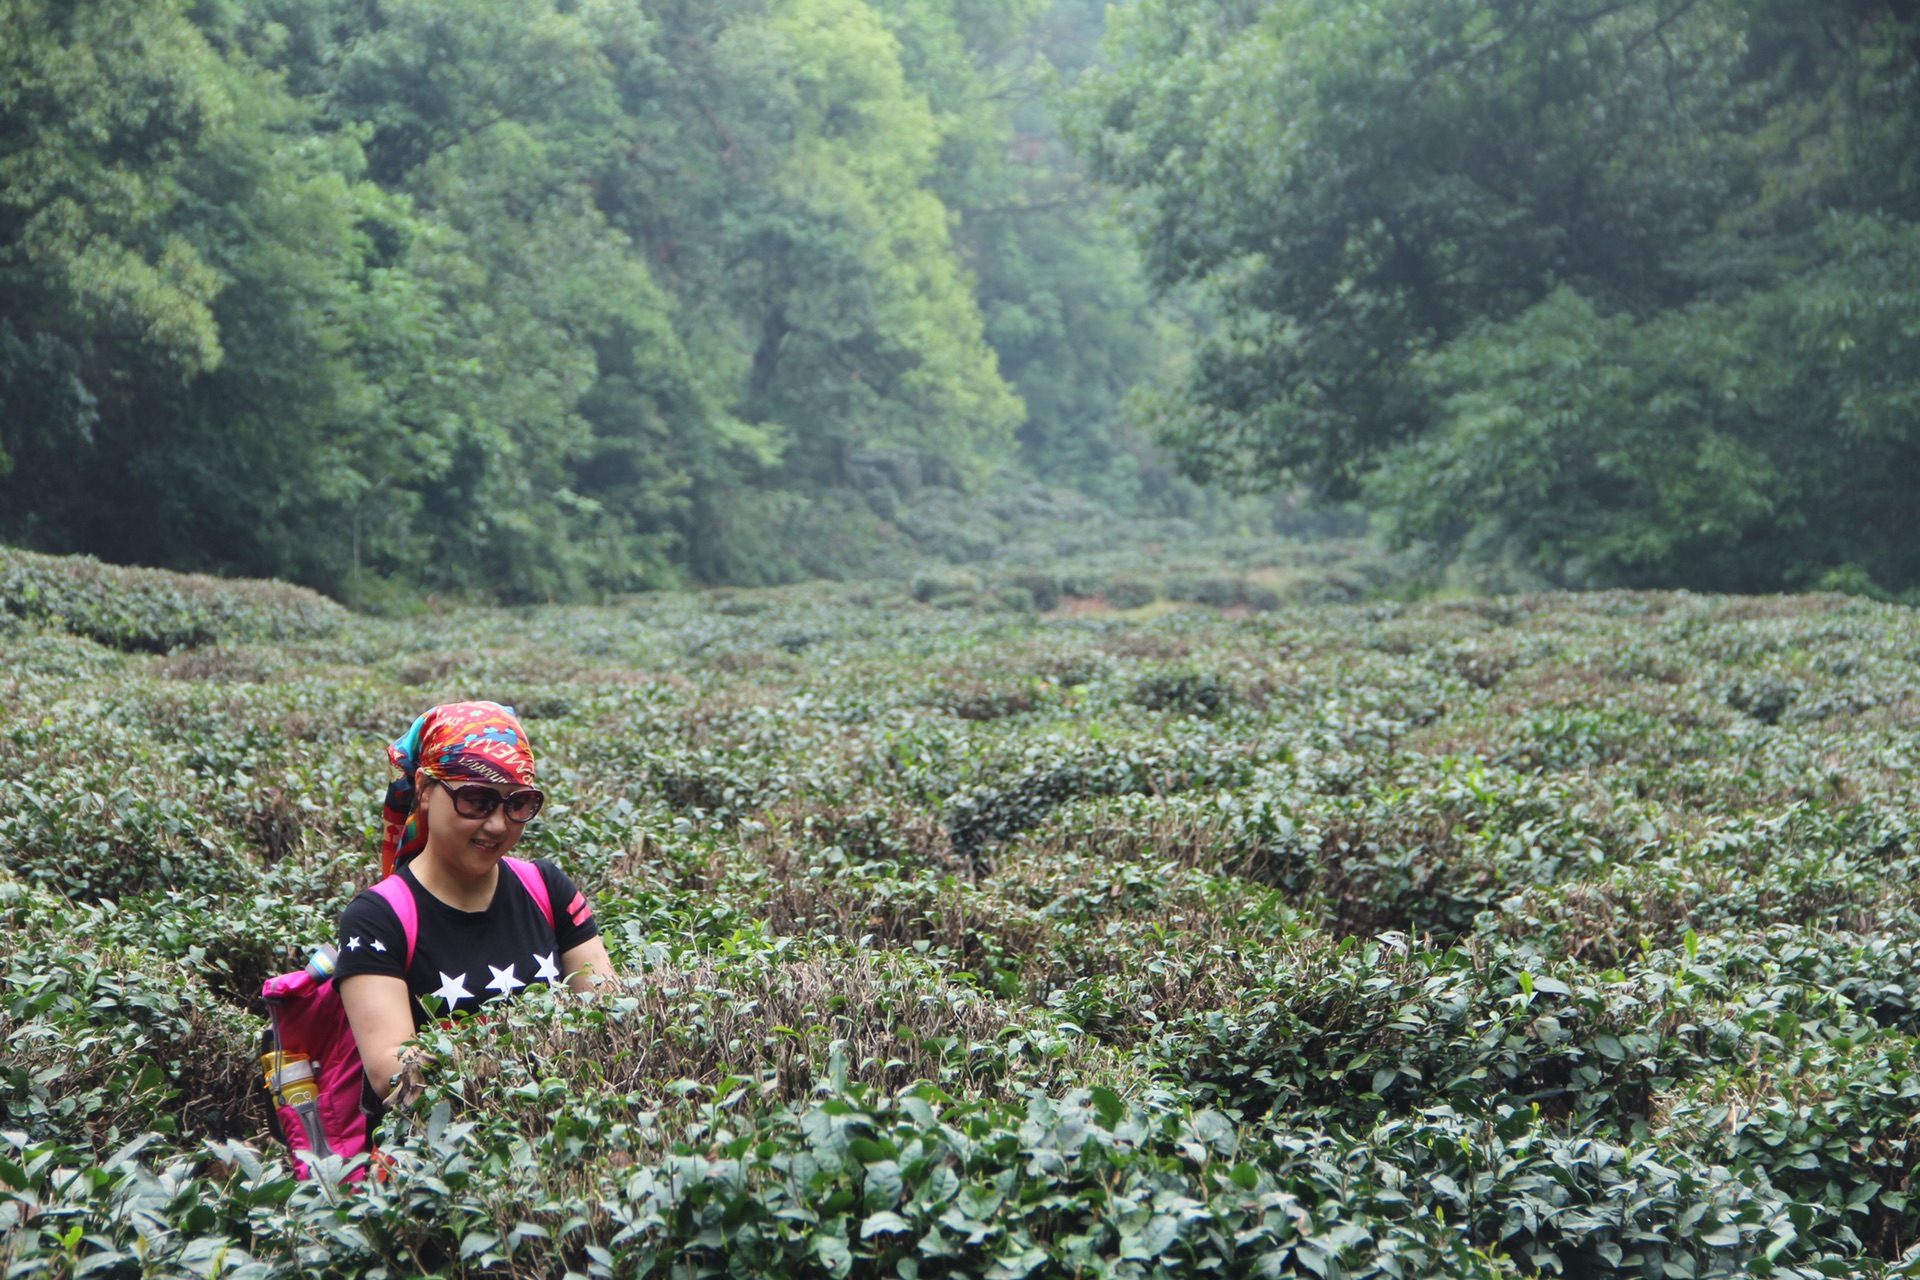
379,701,537,878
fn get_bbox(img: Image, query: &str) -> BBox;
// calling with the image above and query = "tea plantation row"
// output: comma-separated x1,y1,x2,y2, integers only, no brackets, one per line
4,557,1920,1278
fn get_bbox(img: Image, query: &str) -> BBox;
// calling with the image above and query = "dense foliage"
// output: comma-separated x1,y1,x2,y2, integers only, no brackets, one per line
1071,0,1920,594
0,0,1195,599
0,545,345,651
7,552,1920,1275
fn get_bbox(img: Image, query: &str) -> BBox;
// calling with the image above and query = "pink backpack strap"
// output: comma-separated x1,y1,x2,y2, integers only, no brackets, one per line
369,875,421,968
504,857,554,927
369,861,551,970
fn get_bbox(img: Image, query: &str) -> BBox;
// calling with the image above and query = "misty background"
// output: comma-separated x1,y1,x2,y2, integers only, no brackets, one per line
2,0,1915,604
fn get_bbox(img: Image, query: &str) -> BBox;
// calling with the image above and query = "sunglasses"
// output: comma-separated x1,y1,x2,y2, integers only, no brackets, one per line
439,783,545,824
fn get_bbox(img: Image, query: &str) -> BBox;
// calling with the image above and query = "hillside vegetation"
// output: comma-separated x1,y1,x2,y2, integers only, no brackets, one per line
1074,0,1920,594
0,546,347,651
0,0,1194,600
5,554,1920,1277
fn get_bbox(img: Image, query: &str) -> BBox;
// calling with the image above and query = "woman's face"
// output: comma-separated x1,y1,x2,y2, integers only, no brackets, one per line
420,778,525,877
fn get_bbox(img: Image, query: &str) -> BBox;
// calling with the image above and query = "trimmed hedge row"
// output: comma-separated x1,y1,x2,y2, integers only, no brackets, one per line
4,571,1920,1276
0,546,346,652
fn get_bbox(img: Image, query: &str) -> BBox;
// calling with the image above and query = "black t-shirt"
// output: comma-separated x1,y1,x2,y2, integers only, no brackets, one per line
334,859,600,1026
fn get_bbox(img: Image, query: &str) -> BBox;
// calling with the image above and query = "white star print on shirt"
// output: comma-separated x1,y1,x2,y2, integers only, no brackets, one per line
371,938,386,953
533,951,561,984
431,971,472,1007
486,963,524,996
346,936,362,951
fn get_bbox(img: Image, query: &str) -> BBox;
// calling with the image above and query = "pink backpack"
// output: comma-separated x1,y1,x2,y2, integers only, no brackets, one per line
260,858,553,1179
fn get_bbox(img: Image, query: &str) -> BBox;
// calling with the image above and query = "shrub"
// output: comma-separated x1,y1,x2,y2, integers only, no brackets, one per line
2,572,1917,1277
0,929,256,1149
1244,582,1285,612
1105,575,1159,609
0,546,347,652
1723,674,1801,724
1003,570,1061,612
992,585,1038,614
1189,575,1245,608
1130,670,1235,717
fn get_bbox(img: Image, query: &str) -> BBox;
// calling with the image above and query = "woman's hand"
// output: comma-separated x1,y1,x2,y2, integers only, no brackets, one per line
560,935,616,994
386,1060,429,1110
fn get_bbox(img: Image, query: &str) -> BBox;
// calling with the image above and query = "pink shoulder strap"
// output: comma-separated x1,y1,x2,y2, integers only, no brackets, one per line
504,857,555,927
369,875,420,967
370,859,553,969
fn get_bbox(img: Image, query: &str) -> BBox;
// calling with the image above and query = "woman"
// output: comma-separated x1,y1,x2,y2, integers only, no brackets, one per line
334,701,613,1101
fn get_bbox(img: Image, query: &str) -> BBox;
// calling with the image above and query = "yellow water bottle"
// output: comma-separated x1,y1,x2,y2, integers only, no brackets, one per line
263,1050,332,1157
262,1052,320,1107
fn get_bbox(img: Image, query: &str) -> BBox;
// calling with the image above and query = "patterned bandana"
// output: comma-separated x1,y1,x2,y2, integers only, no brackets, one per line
379,701,537,878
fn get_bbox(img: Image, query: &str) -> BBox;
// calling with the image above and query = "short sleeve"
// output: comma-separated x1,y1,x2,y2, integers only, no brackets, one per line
537,861,601,954
333,889,409,983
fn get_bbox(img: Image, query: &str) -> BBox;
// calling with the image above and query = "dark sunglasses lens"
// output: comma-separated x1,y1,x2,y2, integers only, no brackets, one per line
449,787,501,820
505,790,544,822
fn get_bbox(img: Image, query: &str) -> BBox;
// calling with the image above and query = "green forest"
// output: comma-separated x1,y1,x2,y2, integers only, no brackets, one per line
1072,0,1920,594
5,0,1915,603
1,0,1196,602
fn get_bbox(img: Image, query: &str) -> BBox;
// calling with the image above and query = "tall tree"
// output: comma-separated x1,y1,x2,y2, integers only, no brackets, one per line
0,0,400,580
1073,0,1920,589
878,0,1197,511
0,0,229,523
1,0,1183,596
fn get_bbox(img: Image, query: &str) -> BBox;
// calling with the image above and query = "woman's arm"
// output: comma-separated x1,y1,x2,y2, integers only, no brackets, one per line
337,973,416,1099
560,935,615,993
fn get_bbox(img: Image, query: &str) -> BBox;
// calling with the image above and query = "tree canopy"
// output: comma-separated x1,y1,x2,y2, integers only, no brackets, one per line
1073,0,1920,592
16,0,1908,598
0,0,1184,599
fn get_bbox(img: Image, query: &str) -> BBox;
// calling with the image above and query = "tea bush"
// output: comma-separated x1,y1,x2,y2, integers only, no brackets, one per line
0,546,346,652
4,553,1920,1276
